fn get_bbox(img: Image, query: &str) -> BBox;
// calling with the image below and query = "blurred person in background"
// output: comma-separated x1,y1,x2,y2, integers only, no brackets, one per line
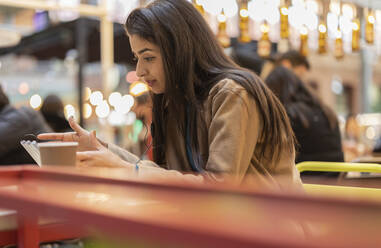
0,85,51,165
276,50,310,81
265,66,344,177
40,94,71,133
39,0,303,191
259,51,309,81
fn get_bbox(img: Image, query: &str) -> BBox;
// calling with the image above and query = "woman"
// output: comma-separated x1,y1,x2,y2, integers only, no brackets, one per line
265,66,344,175
39,0,302,190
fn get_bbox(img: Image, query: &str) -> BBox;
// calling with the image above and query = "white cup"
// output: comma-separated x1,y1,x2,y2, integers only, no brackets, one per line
38,142,78,166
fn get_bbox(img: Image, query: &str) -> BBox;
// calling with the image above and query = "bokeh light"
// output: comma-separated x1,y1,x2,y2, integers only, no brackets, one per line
202,0,238,18
130,82,149,96
83,103,92,119
342,4,354,19
366,126,376,140
18,82,29,95
319,24,327,33
217,12,227,23
95,100,110,118
249,0,280,25
89,91,103,106
125,112,137,125
289,4,318,30
368,15,375,24
108,92,122,107
352,21,359,31
115,95,134,115
108,111,126,126
126,71,139,83
84,87,92,101
64,104,76,119
30,94,42,109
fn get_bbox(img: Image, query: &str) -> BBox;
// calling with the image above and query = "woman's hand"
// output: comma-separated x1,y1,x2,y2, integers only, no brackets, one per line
76,130,131,168
37,117,99,152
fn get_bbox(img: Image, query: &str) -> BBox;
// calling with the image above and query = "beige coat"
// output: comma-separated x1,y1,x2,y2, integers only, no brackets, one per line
110,79,302,191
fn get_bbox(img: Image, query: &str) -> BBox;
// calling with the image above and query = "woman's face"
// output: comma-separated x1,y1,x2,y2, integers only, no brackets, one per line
129,35,165,94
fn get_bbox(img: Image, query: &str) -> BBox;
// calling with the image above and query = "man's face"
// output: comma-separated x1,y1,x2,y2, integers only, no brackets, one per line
280,60,308,80
292,65,309,80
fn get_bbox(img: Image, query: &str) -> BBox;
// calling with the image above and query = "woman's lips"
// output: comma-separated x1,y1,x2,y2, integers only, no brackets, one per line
146,80,156,87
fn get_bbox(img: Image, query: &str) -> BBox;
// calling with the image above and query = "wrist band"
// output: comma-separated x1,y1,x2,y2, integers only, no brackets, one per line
134,159,141,173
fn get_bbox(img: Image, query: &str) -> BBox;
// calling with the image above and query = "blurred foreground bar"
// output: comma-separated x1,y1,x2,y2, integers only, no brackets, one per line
0,166,380,248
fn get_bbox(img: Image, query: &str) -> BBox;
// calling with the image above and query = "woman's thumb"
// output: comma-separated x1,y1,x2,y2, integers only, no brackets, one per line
90,130,102,149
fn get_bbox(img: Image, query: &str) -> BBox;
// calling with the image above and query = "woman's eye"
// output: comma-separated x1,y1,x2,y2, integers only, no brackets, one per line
144,57,155,62
132,57,138,62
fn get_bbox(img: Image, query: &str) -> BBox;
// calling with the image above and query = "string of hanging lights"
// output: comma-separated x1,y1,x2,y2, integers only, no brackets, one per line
192,0,380,60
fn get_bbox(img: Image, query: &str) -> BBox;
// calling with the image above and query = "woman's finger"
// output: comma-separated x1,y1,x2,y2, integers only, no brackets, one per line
37,132,76,141
68,116,88,135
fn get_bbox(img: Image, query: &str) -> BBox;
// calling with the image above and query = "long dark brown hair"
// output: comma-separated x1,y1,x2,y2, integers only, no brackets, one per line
265,66,338,129
125,0,295,167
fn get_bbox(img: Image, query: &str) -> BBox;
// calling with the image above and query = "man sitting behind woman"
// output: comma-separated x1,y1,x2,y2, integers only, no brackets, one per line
265,66,344,176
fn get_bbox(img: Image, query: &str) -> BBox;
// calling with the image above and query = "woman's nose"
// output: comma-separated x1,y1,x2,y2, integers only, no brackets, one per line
135,61,146,78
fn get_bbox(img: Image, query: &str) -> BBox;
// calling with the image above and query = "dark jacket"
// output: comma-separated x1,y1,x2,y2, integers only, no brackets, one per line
374,137,381,154
290,105,344,176
0,105,52,165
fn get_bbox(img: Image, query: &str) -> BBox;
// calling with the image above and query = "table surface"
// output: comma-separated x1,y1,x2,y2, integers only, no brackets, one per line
0,166,380,248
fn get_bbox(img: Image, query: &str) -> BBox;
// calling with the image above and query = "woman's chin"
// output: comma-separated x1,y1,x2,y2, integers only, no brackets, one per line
151,88,164,94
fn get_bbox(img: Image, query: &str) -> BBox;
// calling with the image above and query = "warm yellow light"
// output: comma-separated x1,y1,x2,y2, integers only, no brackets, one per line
368,15,375,24
240,9,249,18
280,7,288,16
83,103,92,119
300,26,308,35
130,81,149,96
335,29,342,38
318,24,327,33
352,22,359,31
84,87,91,101
260,23,270,33
30,94,42,109
217,13,227,23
